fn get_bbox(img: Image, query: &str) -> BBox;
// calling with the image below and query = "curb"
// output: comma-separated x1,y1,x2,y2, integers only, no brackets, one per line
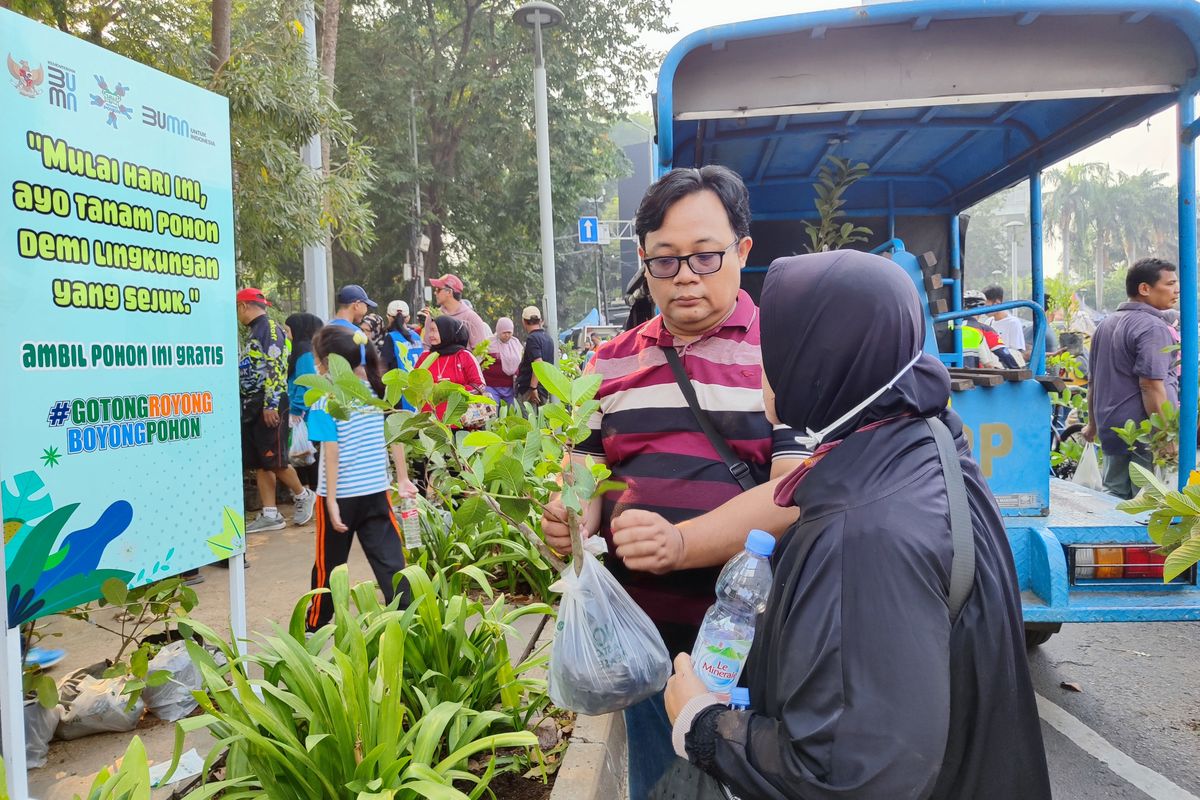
549,711,627,800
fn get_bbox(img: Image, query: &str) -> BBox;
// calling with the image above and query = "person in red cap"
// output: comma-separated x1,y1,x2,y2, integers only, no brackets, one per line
237,288,317,533
424,273,492,350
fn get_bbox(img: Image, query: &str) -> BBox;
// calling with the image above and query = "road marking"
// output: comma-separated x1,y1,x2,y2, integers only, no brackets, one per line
1036,693,1200,800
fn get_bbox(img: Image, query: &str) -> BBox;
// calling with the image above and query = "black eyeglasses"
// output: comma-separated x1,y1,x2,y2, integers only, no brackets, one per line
642,239,738,279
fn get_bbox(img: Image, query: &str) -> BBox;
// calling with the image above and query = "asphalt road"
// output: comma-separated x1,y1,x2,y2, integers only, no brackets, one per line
1027,621,1200,799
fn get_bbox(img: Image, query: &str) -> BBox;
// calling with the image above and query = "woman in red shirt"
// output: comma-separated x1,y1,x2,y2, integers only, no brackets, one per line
416,315,486,420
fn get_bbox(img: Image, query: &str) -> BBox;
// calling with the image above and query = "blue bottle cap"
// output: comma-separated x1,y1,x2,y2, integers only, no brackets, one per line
745,529,775,557
729,687,750,709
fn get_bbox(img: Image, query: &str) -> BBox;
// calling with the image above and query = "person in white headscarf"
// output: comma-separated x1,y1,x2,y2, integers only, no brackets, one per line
483,317,523,405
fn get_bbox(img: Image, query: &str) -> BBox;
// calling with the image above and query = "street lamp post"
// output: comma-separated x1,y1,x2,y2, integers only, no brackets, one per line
513,1,565,343
1003,219,1024,301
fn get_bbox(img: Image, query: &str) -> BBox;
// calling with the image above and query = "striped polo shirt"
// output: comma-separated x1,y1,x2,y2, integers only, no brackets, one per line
307,390,390,499
577,289,806,627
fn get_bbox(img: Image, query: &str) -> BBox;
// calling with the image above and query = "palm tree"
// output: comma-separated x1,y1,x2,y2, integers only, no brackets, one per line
1044,164,1094,279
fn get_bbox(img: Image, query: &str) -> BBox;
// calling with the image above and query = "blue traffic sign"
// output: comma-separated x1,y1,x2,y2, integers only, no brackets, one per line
578,216,599,243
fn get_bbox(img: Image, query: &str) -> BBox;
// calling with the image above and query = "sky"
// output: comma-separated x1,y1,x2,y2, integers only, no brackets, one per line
641,0,1178,179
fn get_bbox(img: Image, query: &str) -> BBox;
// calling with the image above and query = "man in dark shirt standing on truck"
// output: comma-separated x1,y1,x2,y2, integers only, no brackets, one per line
1084,258,1180,498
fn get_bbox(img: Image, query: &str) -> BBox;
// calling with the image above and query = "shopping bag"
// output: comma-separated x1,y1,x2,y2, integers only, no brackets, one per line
289,417,316,466
1072,443,1104,491
548,537,671,715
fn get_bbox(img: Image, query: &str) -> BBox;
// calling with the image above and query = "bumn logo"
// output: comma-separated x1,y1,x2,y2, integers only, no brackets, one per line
47,62,77,111
142,105,190,138
89,74,133,129
7,54,44,98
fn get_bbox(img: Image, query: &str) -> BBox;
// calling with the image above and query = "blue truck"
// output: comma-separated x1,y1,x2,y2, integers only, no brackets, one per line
653,0,1200,644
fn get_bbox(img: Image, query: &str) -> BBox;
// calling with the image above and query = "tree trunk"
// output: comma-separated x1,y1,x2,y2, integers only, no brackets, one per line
210,0,231,73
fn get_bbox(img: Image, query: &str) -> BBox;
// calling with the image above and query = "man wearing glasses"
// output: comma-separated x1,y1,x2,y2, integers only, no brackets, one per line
541,165,807,798
425,273,492,349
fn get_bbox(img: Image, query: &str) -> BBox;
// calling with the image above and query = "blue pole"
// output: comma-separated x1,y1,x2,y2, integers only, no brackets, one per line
888,181,896,240
1030,170,1045,375
1178,92,1198,486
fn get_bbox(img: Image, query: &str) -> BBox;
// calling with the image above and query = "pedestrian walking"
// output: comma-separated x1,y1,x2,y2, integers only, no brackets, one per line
305,324,417,631
381,300,424,373
660,250,1051,800
416,315,486,422
237,288,317,532
1083,257,1181,498
514,306,554,406
286,312,324,489
483,317,522,405
424,273,492,349
331,284,377,331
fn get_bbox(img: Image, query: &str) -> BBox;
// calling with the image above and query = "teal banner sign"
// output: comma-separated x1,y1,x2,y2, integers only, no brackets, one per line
0,9,243,626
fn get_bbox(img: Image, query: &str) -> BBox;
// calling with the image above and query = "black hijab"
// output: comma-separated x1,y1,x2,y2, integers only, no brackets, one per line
285,312,324,376
430,315,468,356
760,250,950,441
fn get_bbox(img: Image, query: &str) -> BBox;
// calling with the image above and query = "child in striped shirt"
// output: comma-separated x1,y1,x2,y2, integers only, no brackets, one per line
304,325,417,631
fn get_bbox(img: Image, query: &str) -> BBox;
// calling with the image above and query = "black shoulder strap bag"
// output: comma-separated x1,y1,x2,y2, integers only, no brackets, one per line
662,346,758,492
650,414,976,800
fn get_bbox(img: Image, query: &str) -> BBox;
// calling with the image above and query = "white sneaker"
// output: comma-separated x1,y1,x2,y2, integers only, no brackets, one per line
246,513,286,533
293,490,317,526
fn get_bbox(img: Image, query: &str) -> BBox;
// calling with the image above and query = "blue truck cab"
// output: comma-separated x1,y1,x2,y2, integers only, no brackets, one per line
654,1,1200,643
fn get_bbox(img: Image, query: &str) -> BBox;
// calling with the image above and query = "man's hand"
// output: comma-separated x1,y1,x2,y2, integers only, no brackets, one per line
395,477,418,499
665,653,715,724
263,407,281,428
611,509,685,575
1082,421,1096,443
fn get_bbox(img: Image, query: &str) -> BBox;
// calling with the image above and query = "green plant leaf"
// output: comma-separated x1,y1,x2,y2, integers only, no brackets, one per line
101,577,129,606
532,361,571,403
1163,535,1200,582
569,374,602,406
461,431,503,448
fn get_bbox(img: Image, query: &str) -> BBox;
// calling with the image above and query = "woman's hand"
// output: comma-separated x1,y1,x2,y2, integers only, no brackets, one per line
664,653,711,724
396,478,418,499
328,500,349,533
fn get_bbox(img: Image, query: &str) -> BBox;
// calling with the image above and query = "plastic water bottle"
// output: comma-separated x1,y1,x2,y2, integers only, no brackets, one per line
691,529,775,694
399,497,422,551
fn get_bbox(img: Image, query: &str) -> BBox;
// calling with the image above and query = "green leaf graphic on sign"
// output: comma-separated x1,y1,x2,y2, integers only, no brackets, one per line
207,507,245,558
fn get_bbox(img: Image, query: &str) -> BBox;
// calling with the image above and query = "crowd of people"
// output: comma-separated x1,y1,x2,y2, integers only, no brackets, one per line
234,273,559,632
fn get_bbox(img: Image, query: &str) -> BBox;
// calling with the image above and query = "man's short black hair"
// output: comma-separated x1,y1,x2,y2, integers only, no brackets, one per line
634,165,751,247
1126,257,1177,297
452,290,463,301
983,285,1004,303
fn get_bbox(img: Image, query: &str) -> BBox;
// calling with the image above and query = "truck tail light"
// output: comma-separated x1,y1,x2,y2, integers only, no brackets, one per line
1067,544,1193,585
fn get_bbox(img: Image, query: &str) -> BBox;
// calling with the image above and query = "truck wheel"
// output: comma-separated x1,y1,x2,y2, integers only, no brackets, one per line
1024,623,1061,648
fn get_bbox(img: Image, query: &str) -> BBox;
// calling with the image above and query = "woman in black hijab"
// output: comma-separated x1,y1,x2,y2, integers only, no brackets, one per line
415,315,485,420
662,251,1050,799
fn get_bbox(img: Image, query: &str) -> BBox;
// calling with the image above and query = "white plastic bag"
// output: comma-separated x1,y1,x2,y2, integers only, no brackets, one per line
141,641,202,722
548,537,671,715
1072,443,1104,491
24,697,60,768
55,675,144,740
289,416,316,466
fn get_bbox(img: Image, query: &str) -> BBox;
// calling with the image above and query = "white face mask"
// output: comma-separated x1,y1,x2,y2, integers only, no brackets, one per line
795,351,923,450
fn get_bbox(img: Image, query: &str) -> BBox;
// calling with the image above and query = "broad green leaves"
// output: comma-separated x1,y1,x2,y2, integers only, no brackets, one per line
1118,464,1200,581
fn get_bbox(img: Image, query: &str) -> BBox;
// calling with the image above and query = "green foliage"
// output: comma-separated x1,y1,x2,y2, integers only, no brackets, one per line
1112,401,1180,471
802,157,873,253
10,0,376,282
1117,465,1200,582
64,576,198,709
170,565,542,798
72,736,152,800
333,0,673,322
